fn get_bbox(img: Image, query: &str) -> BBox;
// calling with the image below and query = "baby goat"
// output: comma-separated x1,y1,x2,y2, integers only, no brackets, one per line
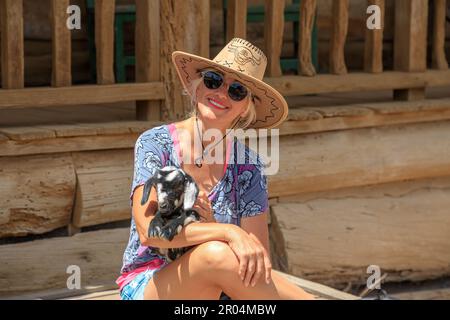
140,166,201,262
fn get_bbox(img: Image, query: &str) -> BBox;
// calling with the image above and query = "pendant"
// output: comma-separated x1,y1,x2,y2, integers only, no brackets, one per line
194,157,202,168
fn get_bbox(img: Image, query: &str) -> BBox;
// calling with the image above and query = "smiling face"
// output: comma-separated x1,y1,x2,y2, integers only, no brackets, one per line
195,69,251,129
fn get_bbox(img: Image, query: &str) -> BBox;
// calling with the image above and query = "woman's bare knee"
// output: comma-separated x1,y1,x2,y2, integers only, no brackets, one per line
195,240,238,271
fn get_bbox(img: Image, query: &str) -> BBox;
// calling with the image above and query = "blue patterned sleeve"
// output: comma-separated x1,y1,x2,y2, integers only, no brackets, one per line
238,149,269,219
129,127,168,207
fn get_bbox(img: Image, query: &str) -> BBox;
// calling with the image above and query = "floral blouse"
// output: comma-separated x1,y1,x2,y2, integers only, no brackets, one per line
120,124,268,274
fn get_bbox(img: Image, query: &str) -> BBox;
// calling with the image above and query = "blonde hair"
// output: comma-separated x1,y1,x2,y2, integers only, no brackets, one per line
185,75,257,130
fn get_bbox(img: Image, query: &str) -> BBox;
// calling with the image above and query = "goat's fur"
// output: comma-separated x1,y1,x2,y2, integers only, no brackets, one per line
141,166,201,262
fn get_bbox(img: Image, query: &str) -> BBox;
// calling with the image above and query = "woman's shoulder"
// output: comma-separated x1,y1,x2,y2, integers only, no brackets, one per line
135,124,173,153
138,123,170,140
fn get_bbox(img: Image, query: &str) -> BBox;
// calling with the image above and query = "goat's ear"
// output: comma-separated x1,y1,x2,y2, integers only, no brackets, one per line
141,176,157,206
183,174,199,210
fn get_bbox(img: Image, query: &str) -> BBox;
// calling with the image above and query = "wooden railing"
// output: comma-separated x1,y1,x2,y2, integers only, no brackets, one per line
227,0,450,101
0,0,449,120
0,0,163,120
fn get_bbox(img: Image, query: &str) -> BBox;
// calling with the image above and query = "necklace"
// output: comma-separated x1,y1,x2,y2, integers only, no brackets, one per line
194,116,239,168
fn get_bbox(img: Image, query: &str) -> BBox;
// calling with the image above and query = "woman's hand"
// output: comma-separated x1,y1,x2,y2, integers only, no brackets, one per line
192,190,215,222
224,224,272,287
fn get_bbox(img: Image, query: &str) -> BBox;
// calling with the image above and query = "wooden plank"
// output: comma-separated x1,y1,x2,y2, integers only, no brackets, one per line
160,0,206,120
0,82,165,109
35,123,98,138
391,288,450,300
431,0,448,70
2,97,450,156
271,175,450,287
264,70,450,96
270,120,450,197
273,270,359,300
136,0,161,121
393,0,428,101
51,0,71,87
196,0,210,59
0,154,75,238
329,0,349,74
0,132,140,157
95,0,115,84
298,0,317,76
364,0,384,73
264,0,284,77
0,126,56,141
0,0,24,88
71,149,134,228
280,98,450,136
226,0,247,43
0,228,129,295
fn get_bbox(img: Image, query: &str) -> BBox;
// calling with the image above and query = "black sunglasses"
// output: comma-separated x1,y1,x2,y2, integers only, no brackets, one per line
200,70,250,102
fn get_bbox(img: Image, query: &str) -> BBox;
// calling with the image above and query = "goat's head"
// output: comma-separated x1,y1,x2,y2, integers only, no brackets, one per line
141,166,199,216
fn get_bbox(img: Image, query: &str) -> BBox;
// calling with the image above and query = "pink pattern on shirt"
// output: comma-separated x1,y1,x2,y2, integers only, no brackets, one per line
116,258,166,291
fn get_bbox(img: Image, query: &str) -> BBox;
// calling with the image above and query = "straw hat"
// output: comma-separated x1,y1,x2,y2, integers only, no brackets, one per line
171,38,288,129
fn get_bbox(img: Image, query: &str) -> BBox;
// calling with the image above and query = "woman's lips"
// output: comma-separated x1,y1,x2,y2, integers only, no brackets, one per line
207,98,228,110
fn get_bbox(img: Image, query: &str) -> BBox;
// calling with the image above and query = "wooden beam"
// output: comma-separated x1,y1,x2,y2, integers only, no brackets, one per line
0,82,165,108
264,0,284,77
0,228,129,295
431,0,448,70
281,98,450,136
95,0,115,84
273,270,359,300
271,175,450,287
364,0,385,73
0,0,24,89
196,0,210,59
393,0,428,100
226,0,247,43
2,98,450,157
0,154,75,238
264,70,450,96
298,0,317,76
71,149,134,228
270,120,450,197
329,0,349,74
136,0,161,121
51,0,71,87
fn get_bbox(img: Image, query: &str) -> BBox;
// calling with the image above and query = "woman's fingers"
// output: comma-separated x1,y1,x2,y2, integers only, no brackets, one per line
243,250,256,287
249,233,272,285
250,248,265,287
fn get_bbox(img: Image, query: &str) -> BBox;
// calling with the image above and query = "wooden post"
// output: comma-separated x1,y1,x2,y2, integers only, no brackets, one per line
160,0,209,121
264,0,285,77
298,0,317,76
95,0,115,84
0,0,24,89
136,0,161,121
329,0,349,75
226,0,247,43
51,0,72,87
431,0,448,70
393,0,428,101
364,0,385,73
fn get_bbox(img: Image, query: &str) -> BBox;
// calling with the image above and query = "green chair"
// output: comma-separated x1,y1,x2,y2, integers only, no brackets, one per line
223,0,318,74
86,0,136,83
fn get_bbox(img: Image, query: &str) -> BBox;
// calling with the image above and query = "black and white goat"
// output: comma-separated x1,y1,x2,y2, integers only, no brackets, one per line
140,166,201,262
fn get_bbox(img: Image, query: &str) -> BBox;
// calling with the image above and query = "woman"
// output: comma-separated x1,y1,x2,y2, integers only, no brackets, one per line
116,38,316,300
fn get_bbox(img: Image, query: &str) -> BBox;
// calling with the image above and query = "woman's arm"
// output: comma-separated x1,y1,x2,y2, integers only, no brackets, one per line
240,209,271,256
132,184,232,249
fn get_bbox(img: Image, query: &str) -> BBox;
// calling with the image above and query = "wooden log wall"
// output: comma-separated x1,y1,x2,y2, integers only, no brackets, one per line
0,0,449,295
